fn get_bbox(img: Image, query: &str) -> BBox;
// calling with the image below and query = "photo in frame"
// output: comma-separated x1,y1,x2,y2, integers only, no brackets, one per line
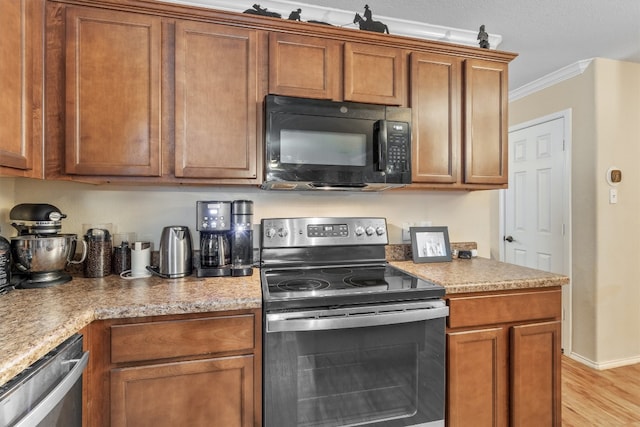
410,226,452,263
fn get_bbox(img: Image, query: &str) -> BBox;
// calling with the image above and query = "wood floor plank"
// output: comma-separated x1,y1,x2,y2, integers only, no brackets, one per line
562,356,640,426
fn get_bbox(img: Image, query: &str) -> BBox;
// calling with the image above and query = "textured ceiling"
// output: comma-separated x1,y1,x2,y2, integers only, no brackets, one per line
277,0,640,89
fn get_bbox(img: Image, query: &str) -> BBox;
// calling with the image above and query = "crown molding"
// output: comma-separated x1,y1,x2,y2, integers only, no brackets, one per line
164,0,502,49
509,59,593,102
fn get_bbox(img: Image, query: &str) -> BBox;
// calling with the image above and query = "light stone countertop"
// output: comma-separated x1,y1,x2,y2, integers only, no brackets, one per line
0,257,569,388
390,257,569,294
0,271,262,387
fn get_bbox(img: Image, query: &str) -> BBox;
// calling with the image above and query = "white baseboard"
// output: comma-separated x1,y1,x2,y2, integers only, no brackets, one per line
567,351,640,370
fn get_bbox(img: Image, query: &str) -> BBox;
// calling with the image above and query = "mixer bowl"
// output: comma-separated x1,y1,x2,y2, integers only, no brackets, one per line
11,234,81,273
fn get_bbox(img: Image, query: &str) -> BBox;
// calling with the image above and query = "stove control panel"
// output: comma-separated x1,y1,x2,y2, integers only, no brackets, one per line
261,217,388,248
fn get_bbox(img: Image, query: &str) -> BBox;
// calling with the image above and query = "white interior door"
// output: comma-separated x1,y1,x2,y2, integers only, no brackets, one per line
504,113,571,351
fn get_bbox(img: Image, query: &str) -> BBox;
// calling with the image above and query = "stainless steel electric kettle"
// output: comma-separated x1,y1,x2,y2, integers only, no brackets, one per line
148,226,193,278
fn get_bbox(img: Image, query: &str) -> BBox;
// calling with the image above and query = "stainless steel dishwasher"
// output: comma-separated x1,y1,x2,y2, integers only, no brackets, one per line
0,334,88,427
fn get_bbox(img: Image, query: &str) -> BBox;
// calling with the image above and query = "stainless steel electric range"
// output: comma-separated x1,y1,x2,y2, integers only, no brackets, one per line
260,217,448,427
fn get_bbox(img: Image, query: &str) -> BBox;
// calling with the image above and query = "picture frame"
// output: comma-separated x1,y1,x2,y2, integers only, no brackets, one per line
410,226,452,263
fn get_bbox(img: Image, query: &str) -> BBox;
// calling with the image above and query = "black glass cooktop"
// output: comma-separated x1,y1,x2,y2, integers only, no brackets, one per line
262,264,444,310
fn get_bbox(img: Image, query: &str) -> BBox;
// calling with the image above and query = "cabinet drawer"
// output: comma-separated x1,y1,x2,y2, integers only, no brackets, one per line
447,289,561,329
111,314,255,363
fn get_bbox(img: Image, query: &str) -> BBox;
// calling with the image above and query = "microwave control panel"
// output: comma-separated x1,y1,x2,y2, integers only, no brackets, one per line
386,121,410,172
375,120,411,178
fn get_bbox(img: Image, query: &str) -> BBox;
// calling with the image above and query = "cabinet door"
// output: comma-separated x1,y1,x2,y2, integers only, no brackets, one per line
0,0,43,176
65,7,162,176
344,42,405,105
511,321,562,427
463,59,508,184
447,327,508,427
410,52,460,183
175,21,261,180
111,355,254,427
269,33,340,100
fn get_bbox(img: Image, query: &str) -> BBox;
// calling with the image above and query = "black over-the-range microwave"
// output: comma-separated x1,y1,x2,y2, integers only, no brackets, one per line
262,95,412,191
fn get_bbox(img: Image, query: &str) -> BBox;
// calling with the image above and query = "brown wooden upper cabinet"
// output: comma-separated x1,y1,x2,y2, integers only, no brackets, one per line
268,33,340,100
174,21,262,180
64,6,162,177
0,0,44,178
344,42,405,105
464,59,509,185
36,0,513,187
410,52,461,184
269,33,405,105
410,54,509,187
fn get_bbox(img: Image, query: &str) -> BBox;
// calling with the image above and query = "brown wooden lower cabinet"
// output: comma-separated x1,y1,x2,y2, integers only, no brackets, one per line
83,309,262,427
445,288,562,427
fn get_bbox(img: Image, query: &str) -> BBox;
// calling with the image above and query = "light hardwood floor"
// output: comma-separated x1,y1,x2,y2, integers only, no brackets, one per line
562,356,640,426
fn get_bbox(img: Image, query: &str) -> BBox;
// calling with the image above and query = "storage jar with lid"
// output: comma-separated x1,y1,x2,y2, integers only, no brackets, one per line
84,228,112,278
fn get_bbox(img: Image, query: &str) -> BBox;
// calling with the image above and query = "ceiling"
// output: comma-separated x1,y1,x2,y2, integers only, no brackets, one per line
295,0,640,89
195,0,640,90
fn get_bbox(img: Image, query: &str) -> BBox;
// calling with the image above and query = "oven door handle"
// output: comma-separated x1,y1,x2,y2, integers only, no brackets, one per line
266,306,449,333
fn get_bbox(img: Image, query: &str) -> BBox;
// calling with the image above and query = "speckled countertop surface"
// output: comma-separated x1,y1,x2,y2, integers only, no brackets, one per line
390,257,569,294
0,257,569,388
0,271,262,387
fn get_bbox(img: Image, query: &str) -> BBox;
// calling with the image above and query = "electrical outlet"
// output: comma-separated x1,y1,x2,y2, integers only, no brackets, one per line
402,223,412,241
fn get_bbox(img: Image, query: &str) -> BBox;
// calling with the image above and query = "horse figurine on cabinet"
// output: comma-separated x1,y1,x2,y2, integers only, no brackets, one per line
353,12,389,34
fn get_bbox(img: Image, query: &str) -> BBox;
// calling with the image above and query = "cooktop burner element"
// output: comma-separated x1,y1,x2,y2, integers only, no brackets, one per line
260,217,445,310
276,278,331,292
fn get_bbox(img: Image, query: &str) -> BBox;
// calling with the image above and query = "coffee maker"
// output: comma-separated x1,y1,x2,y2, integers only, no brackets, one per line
195,200,253,277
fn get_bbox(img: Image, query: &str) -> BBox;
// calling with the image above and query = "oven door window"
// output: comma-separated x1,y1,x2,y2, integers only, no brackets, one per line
264,318,445,427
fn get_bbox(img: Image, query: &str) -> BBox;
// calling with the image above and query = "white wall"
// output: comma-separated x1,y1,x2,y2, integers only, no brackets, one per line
0,177,497,256
510,58,640,368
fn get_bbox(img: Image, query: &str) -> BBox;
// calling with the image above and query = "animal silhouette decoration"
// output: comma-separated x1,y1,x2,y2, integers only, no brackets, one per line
353,5,389,34
243,4,281,18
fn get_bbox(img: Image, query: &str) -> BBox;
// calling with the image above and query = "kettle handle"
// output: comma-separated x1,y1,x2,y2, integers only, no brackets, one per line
68,239,88,265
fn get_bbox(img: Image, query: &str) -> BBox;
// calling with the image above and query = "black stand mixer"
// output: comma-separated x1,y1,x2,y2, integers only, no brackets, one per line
9,203,86,288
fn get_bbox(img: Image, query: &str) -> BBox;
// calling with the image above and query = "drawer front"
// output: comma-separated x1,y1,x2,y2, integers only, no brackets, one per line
111,314,255,364
447,288,561,329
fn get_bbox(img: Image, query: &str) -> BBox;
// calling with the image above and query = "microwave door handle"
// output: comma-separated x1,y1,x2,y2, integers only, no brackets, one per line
375,120,387,172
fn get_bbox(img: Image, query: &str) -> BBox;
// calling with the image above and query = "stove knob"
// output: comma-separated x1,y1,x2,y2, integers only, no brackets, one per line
265,227,277,238
278,228,289,238
376,226,386,236
365,226,375,236
354,226,365,236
